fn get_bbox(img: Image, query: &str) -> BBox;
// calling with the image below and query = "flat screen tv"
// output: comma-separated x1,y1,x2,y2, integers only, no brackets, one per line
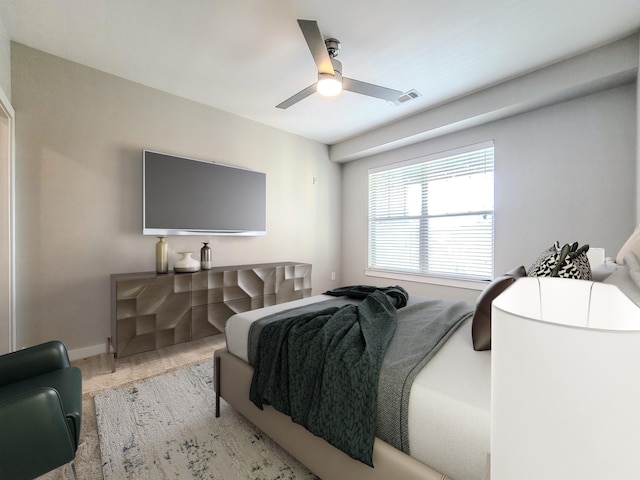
143,150,266,236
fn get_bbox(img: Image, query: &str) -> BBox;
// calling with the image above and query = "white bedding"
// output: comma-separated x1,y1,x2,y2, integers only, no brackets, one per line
409,317,490,480
225,295,490,480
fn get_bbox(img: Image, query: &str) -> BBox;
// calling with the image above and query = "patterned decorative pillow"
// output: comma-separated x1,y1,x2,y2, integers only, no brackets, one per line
527,243,557,275
527,241,592,280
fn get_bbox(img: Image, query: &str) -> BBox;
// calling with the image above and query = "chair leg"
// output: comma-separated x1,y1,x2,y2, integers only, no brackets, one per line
68,461,78,480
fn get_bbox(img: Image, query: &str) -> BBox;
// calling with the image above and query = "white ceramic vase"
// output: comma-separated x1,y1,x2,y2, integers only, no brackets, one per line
174,252,200,273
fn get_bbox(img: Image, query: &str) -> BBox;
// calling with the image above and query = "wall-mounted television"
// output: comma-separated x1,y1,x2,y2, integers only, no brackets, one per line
143,150,266,236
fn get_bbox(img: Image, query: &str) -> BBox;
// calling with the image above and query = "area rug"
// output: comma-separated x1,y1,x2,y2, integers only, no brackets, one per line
94,361,318,479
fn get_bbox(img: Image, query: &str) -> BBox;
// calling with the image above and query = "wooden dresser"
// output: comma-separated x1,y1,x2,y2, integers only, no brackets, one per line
110,262,311,369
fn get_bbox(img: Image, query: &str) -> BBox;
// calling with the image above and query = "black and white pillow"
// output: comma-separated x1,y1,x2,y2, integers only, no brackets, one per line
528,241,592,280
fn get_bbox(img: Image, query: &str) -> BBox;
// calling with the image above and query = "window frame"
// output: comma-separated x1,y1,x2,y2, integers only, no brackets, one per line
366,141,495,287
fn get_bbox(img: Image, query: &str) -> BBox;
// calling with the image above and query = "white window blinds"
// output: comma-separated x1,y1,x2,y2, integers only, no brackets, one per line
368,141,494,281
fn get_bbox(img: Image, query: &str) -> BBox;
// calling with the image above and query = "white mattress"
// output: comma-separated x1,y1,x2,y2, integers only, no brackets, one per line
225,295,490,480
409,317,490,480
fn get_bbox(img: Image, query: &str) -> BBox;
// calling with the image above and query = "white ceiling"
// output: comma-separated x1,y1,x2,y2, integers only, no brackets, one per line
0,0,638,145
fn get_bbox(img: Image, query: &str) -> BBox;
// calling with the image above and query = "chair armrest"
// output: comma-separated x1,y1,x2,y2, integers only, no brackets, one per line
0,387,76,480
0,341,72,386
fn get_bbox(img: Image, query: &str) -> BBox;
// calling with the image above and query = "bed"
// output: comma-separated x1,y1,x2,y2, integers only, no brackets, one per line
215,290,490,480
213,246,617,480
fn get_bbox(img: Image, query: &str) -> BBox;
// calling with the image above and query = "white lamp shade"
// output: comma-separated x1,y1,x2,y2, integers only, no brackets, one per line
491,277,640,479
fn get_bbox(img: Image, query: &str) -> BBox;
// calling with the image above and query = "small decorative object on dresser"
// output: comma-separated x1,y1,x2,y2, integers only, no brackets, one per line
155,236,168,274
200,242,212,270
174,252,200,273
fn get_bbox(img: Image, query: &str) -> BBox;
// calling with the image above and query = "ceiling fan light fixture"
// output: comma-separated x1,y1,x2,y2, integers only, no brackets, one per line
276,20,407,109
317,72,342,97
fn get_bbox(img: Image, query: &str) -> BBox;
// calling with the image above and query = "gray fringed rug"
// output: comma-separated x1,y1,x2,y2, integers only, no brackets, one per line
94,361,318,479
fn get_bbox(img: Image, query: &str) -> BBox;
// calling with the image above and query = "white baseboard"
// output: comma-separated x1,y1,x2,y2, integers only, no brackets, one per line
68,343,108,361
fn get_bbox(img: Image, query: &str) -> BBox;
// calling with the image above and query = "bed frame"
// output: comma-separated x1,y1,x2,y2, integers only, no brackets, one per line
214,349,450,480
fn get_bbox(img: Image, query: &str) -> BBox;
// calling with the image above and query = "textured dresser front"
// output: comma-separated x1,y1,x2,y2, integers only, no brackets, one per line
110,262,312,360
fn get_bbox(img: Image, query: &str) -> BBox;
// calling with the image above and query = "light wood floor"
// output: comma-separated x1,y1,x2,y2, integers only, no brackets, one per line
74,334,227,396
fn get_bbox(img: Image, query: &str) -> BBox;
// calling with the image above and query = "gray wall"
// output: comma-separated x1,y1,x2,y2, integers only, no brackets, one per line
638,42,640,222
0,16,9,100
341,85,637,303
11,43,342,357
6,37,640,356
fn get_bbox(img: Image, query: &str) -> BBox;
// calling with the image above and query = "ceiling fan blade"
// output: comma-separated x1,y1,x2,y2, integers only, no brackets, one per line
342,77,403,103
297,19,334,75
276,83,317,109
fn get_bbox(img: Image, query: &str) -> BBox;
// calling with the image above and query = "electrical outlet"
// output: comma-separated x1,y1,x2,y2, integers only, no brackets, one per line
331,272,336,281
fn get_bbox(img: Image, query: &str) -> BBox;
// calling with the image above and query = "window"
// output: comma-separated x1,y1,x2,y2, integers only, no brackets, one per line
368,141,494,282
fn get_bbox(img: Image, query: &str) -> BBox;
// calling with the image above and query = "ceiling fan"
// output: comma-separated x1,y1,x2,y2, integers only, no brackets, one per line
276,19,406,109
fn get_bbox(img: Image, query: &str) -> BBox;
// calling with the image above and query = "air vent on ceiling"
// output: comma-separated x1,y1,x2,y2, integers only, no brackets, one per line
396,89,421,104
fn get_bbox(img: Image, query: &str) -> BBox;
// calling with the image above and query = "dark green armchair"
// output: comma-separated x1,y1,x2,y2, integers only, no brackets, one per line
0,340,82,480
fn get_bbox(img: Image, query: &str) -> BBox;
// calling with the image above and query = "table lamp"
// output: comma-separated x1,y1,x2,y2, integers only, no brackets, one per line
491,276,640,479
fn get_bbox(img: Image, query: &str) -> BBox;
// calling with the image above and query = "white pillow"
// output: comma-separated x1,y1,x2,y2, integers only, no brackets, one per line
616,225,640,265
591,258,620,282
625,252,640,287
603,252,640,306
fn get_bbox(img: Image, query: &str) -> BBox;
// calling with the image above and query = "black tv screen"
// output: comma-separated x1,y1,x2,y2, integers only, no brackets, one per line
143,150,266,236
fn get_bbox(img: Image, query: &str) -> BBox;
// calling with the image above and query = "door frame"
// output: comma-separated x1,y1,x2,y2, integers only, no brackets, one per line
0,85,15,353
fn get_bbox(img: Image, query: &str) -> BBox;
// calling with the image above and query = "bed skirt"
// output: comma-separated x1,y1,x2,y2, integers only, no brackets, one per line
214,349,450,480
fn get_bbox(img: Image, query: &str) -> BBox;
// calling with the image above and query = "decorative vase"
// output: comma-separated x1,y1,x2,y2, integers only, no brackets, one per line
174,252,200,273
200,242,212,270
155,237,168,274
